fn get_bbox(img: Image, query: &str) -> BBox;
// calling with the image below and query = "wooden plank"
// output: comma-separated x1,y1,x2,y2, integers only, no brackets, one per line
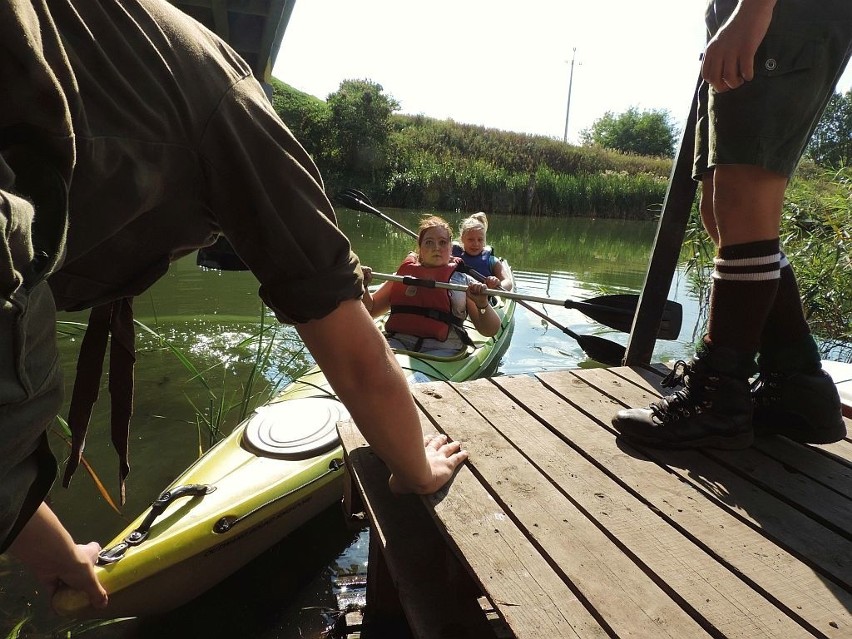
415,380,711,638
337,420,500,639
543,367,851,636
411,385,608,639
751,436,852,496
812,436,852,467
821,360,852,417
490,374,816,638
608,367,852,537
581,366,852,580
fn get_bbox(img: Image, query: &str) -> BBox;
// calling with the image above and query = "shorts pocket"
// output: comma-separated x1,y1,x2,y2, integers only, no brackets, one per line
755,35,817,77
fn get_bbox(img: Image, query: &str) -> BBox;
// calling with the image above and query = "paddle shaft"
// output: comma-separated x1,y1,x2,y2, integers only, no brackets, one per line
337,190,682,340
516,295,627,365
371,272,630,364
343,193,576,313
340,191,633,363
375,272,605,309
338,198,621,312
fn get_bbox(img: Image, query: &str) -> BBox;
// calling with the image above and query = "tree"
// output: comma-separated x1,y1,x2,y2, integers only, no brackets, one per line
270,78,331,166
581,107,678,158
326,79,400,183
806,90,852,168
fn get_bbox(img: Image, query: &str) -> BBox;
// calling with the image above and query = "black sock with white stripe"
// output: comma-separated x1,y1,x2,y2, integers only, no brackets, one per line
758,252,821,372
707,239,780,354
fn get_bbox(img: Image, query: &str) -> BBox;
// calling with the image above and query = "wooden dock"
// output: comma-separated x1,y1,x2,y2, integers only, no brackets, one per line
338,365,852,639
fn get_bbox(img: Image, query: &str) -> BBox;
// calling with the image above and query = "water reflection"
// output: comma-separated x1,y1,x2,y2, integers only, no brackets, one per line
0,211,702,638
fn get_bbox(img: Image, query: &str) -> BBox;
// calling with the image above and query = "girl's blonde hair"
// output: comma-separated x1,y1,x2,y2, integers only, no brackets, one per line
459,212,488,238
416,215,453,246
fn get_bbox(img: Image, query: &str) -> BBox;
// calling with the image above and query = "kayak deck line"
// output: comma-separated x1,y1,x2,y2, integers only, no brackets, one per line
212,457,345,534
340,362,852,638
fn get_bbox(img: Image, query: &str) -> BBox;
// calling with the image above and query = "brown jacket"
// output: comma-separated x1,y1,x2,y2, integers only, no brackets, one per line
1,0,363,543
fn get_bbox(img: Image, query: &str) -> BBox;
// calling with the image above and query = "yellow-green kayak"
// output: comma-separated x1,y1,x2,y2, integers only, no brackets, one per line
54,296,515,618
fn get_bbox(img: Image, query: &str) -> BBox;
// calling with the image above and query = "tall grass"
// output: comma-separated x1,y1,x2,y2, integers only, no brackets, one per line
270,80,673,218
384,150,668,217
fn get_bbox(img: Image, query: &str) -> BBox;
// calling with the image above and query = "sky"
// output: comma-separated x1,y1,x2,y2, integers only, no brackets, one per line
273,0,852,143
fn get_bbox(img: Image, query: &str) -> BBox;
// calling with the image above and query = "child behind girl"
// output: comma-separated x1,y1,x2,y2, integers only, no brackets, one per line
452,212,514,291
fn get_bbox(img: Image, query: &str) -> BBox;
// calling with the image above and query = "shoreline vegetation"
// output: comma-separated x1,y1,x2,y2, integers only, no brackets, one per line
272,77,851,359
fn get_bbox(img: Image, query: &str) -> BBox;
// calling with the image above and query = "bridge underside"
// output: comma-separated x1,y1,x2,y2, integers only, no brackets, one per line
169,0,296,82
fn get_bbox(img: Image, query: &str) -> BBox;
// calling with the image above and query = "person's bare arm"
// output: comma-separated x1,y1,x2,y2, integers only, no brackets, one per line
360,267,392,318
702,0,776,92
7,501,108,610
297,299,468,494
465,283,500,337
492,260,514,291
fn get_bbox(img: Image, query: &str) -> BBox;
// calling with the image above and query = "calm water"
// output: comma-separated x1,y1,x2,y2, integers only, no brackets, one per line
0,210,703,638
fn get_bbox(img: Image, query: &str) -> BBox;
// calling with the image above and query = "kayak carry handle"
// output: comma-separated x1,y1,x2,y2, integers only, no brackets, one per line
98,484,216,565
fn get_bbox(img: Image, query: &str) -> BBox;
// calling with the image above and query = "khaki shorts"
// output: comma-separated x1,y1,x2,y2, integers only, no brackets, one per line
694,0,852,178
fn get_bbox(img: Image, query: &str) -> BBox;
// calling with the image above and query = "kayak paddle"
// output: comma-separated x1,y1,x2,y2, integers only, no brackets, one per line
366,272,629,364
335,189,682,340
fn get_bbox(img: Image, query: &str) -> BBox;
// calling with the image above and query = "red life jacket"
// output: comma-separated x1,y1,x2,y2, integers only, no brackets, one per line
385,256,463,341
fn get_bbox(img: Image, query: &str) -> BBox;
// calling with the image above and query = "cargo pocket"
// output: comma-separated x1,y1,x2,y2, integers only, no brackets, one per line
755,34,816,78
751,34,828,145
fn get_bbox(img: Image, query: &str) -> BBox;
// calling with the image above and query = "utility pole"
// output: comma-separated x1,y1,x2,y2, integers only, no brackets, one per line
563,47,577,144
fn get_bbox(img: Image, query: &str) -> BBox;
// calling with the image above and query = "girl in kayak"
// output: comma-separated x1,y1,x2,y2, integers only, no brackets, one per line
362,216,500,355
452,212,514,291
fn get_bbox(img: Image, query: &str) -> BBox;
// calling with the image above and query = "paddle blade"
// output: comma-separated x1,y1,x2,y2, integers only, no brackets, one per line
569,294,683,340
576,334,626,366
336,188,375,213
335,190,364,211
342,188,372,204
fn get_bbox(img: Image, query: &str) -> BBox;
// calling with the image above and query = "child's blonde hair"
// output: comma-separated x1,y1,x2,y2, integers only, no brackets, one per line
459,212,488,239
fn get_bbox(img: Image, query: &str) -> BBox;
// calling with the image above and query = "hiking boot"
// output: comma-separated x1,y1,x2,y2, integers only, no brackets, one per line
612,345,754,449
752,368,846,444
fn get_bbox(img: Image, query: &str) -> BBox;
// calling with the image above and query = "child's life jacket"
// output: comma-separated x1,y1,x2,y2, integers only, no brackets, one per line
385,256,466,341
451,244,497,278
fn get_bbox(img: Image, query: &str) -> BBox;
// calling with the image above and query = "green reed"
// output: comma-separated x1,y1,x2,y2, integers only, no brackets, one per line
133,303,312,449
384,150,668,218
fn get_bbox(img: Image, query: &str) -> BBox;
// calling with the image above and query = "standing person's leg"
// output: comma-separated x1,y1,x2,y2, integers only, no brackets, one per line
695,166,844,444
704,164,786,354
612,0,850,449
611,164,785,449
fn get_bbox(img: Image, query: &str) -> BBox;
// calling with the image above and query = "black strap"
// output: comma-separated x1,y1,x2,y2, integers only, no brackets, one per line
452,325,476,348
390,305,466,328
387,305,476,348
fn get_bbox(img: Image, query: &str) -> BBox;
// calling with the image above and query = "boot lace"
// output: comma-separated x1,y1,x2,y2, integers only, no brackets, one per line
650,359,717,423
750,371,783,406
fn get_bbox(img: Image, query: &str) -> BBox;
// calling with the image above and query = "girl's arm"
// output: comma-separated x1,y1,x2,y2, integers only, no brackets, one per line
492,260,514,291
360,266,392,317
365,281,392,317
466,283,500,337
